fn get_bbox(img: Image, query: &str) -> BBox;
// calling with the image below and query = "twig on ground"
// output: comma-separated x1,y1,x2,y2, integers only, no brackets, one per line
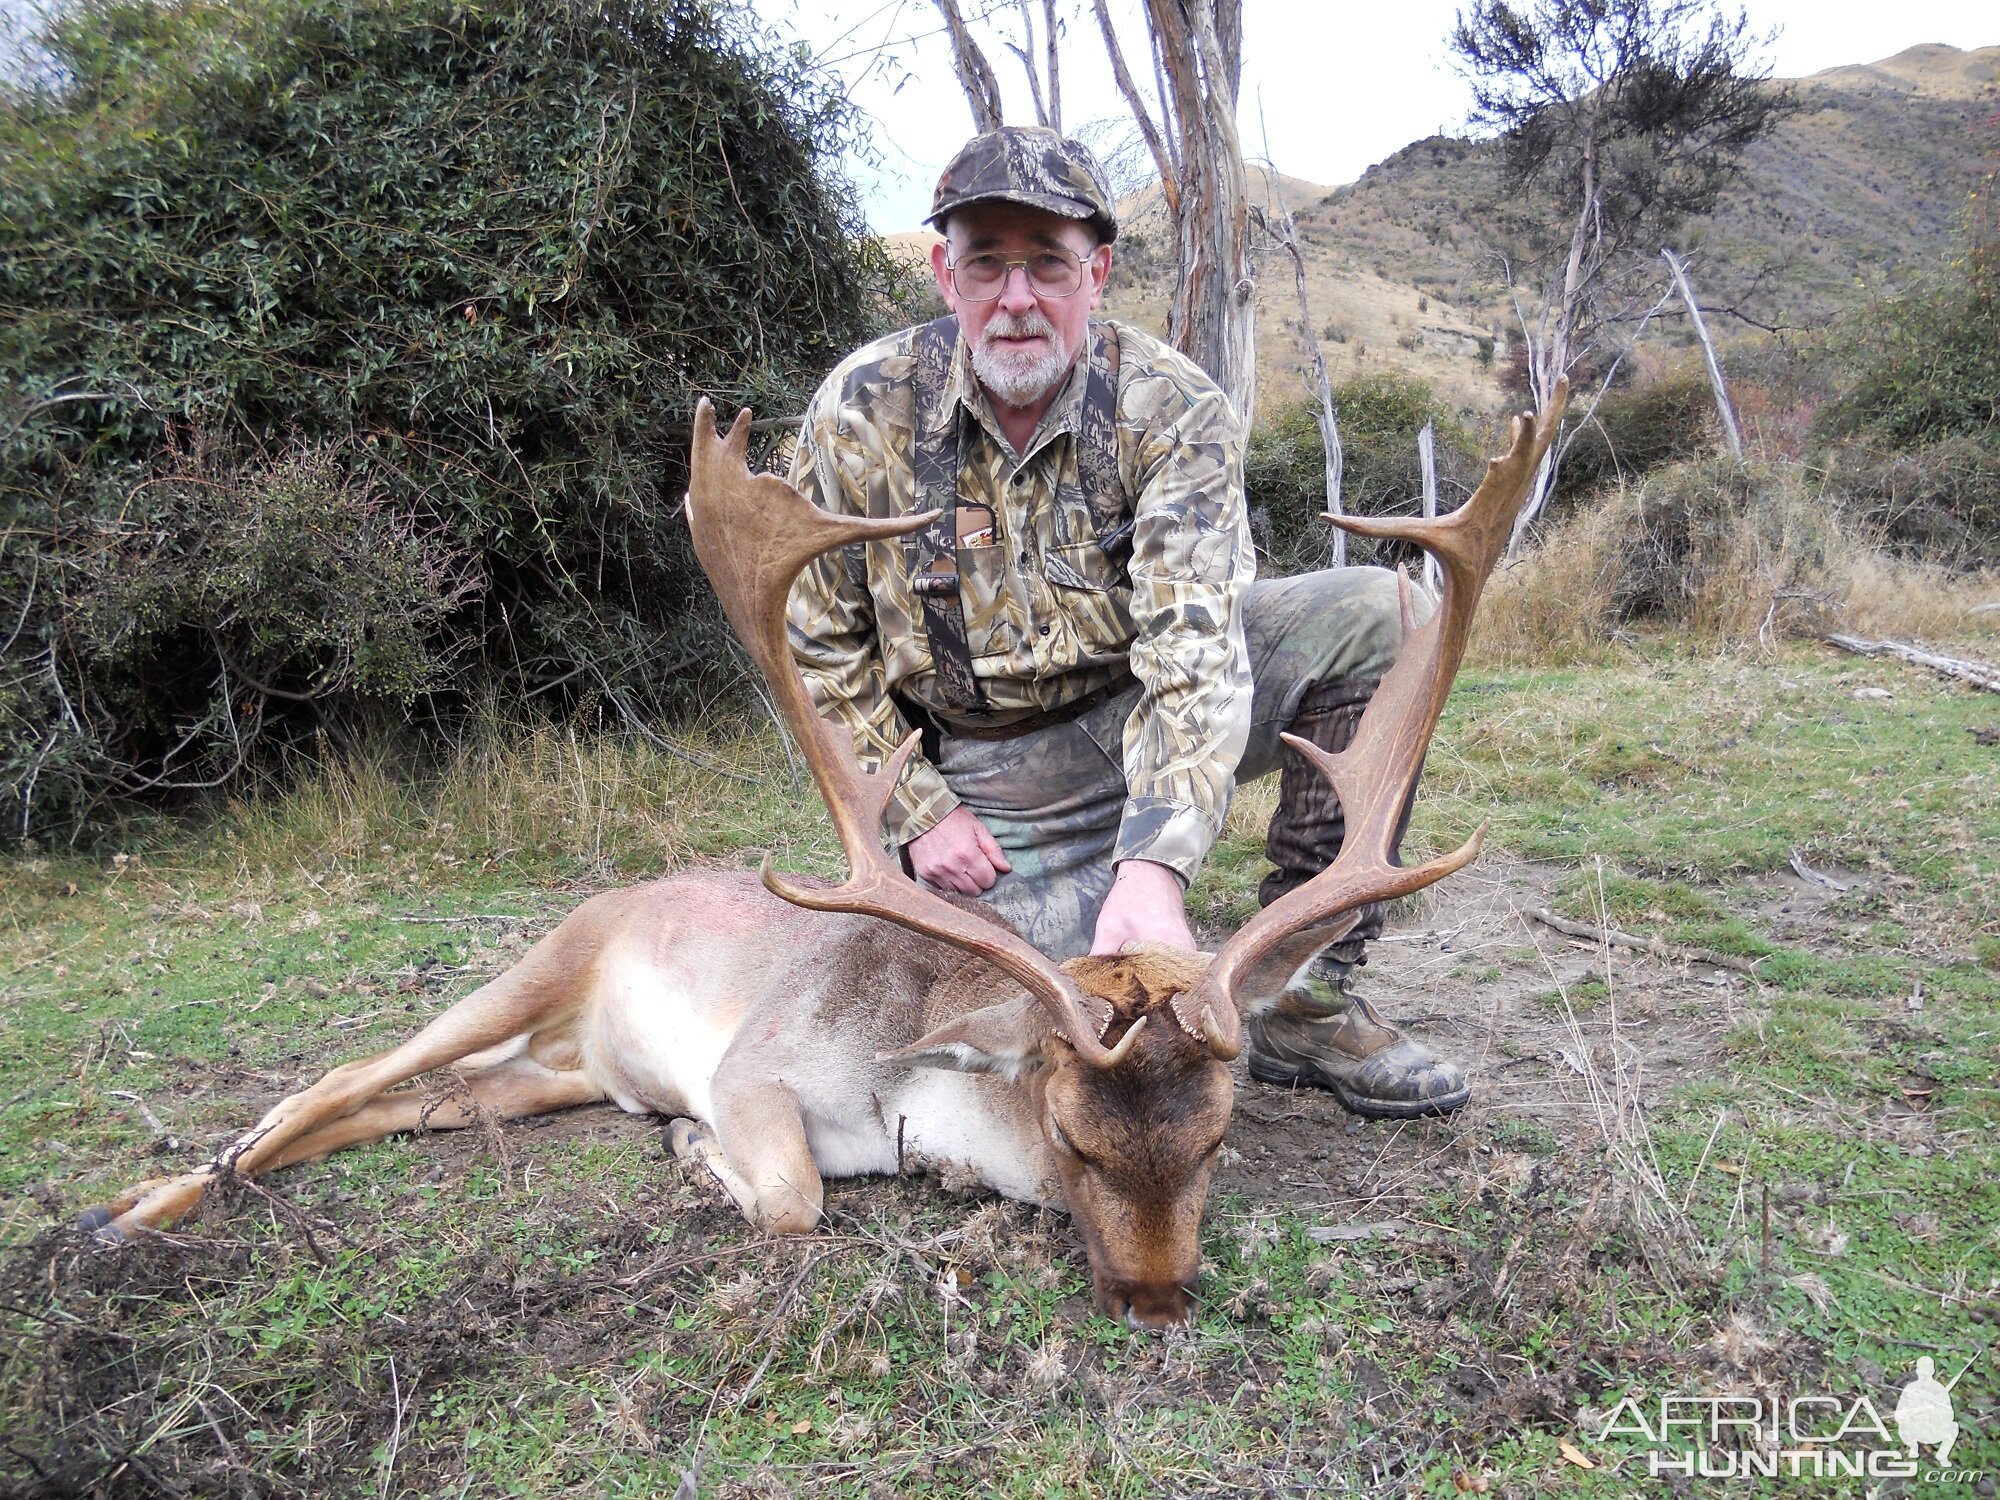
1306,1221,1403,1243
105,1091,165,1135
1521,906,1764,975
391,913,535,926
1787,850,1856,892
1823,634,2000,693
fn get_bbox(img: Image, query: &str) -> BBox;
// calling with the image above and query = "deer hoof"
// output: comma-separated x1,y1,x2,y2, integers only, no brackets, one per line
666,1117,711,1160
76,1206,128,1244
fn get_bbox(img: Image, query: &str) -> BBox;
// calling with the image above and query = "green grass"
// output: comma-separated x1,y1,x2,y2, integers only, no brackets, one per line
3,642,1997,1496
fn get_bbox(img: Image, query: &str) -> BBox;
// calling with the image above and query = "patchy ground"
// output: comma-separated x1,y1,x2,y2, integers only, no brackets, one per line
2,645,1996,1498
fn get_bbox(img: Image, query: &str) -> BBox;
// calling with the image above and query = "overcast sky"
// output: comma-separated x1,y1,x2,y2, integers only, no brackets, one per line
750,0,1998,234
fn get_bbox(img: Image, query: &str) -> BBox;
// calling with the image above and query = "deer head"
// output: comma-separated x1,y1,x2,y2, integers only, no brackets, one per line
684,384,1565,1327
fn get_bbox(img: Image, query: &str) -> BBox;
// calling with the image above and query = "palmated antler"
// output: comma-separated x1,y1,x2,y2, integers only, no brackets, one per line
686,400,1132,1068
1173,382,1571,1059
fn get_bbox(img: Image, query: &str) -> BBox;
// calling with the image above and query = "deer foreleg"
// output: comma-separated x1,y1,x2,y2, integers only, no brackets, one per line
668,1076,822,1236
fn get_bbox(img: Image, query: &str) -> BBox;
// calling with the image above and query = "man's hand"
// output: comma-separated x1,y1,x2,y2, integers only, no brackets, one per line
1091,859,1196,955
907,806,1013,895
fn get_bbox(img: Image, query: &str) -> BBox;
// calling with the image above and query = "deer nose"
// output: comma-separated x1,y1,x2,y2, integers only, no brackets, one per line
1100,1278,1195,1330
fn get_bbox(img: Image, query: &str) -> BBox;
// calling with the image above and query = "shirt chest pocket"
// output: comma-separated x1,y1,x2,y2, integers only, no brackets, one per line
1043,540,1134,655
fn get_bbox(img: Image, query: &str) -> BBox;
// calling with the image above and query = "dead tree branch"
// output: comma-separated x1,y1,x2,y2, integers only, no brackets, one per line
1524,906,1764,976
1823,636,2000,694
933,0,1005,132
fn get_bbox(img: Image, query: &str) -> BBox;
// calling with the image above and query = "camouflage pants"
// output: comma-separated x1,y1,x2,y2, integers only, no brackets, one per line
934,566,1408,959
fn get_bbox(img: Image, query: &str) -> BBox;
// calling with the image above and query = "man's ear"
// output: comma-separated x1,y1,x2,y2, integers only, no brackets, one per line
930,237,958,312
883,994,1049,1080
1084,241,1112,310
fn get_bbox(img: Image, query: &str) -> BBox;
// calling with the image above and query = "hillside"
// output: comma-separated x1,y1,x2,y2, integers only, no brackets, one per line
1101,43,1998,414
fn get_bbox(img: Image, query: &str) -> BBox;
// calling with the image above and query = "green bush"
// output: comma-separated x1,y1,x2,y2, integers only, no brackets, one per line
1811,177,1999,563
1832,240,1999,449
1244,374,1482,574
0,0,903,837
1553,362,1716,504
1819,435,2000,566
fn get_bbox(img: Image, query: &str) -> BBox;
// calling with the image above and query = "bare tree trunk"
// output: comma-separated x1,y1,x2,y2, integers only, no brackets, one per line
1262,166,1345,564
1141,0,1256,428
933,0,1004,133
1660,247,1743,463
1506,99,1600,558
1418,420,1440,594
1044,0,1062,133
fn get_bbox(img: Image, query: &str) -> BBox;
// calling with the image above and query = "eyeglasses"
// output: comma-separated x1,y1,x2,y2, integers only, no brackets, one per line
947,248,1087,301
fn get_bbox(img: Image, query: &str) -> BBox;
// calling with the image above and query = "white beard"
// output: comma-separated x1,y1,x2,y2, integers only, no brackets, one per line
971,311,1071,409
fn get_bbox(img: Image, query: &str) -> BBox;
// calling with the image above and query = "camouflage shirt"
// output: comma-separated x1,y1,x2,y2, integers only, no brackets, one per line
786,317,1253,884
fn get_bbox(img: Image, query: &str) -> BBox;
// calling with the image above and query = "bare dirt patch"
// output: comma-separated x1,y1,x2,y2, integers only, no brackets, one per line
1209,857,1750,1215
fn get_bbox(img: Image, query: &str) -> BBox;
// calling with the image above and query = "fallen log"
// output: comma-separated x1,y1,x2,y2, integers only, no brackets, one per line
1824,634,2000,693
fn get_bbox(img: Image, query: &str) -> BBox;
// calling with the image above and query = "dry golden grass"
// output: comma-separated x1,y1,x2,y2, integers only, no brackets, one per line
1470,457,2000,666
222,709,837,883
1839,552,2000,642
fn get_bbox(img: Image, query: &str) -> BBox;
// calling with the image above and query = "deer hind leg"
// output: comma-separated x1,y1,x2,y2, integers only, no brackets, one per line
263,1054,604,1169
668,1076,822,1236
82,951,597,1240
83,1055,604,1239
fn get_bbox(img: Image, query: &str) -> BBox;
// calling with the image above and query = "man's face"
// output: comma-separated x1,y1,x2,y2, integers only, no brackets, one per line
930,202,1112,416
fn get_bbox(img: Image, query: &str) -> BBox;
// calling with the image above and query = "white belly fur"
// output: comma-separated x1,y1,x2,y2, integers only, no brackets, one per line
889,1070,1054,1204
585,954,733,1121
803,1105,898,1179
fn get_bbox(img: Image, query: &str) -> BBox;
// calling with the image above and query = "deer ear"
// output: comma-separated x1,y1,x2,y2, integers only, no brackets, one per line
884,995,1050,1080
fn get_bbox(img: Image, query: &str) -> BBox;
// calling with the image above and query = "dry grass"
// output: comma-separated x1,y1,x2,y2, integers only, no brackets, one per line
1839,551,2000,640
217,707,833,884
1471,456,2000,666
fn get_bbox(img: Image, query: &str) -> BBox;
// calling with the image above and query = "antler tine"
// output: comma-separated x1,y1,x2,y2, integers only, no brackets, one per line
1173,380,1569,1059
685,399,1122,1067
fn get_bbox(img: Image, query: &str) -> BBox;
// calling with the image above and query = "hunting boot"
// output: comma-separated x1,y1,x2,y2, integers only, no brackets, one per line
1245,677,1471,1119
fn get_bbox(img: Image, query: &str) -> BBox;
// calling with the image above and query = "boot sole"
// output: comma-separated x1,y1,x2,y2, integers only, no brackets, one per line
1246,1055,1471,1120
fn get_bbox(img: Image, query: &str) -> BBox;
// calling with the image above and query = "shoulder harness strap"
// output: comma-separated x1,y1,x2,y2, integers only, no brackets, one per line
907,314,985,714
1074,321,1133,559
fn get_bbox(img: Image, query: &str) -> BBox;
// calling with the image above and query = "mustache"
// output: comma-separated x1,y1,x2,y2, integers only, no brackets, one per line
981,312,1057,342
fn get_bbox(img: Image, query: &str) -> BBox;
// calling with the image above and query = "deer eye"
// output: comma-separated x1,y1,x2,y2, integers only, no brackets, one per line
1047,1116,1081,1158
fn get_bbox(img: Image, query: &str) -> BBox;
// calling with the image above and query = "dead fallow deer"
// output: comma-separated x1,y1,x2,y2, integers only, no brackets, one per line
81,386,1566,1328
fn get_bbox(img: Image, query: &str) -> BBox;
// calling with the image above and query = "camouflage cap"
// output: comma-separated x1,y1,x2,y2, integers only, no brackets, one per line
927,126,1118,244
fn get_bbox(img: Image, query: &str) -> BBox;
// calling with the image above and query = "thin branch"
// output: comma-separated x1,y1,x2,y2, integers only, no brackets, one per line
1661,246,1742,461
1252,138,1344,565
1042,0,1061,133
1091,0,1178,214
1524,906,1764,976
932,0,1005,132
1006,0,1047,127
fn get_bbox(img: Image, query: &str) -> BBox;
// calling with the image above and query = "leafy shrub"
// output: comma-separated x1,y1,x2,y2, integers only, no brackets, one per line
1554,361,1717,503
0,0,903,836
1245,374,1482,574
1809,163,1999,565
1831,241,1999,449
1819,435,2000,567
